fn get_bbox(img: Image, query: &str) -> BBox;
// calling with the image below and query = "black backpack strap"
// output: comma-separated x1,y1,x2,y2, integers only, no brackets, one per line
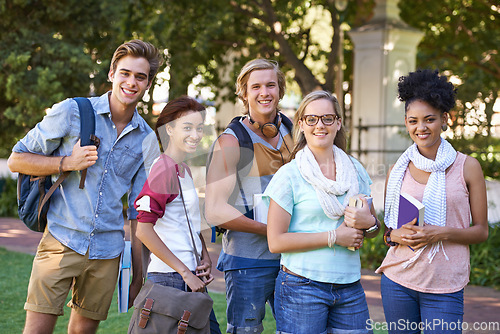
227,116,254,174
279,112,293,134
73,97,97,189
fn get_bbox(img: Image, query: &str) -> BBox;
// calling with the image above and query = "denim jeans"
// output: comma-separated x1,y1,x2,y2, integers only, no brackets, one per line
224,266,280,333
380,274,464,334
147,271,221,334
275,269,371,334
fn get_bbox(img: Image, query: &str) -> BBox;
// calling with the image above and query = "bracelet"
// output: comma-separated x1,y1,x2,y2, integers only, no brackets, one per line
383,227,397,247
327,229,337,248
364,215,379,235
59,155,67,174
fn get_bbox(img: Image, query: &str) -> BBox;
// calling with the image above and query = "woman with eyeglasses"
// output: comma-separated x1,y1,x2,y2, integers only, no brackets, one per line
264,90,379,334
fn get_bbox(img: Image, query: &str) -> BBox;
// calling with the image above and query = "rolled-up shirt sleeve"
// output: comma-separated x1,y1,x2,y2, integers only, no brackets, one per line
13,98,76,155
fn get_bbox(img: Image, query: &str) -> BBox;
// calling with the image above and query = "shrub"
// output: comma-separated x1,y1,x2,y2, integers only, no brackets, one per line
0,177,17,217
469,224,500,290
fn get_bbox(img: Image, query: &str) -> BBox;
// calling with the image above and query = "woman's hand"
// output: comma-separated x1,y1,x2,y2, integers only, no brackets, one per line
344,197,375,230
399,222,443,249
335,222,365,249
196,257,214,285
389,219,418,246
183,271,206,292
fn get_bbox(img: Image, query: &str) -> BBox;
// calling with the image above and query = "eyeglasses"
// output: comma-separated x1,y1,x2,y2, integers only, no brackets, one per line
302,114,338,126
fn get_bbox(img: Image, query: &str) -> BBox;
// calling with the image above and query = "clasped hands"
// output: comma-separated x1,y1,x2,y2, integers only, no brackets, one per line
341,197,375,249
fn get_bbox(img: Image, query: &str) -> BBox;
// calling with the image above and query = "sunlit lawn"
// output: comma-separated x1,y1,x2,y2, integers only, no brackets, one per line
0,247,386,333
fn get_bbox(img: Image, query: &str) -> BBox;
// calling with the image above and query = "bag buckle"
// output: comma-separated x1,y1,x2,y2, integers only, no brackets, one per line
177,310,191,333
138,298,154,329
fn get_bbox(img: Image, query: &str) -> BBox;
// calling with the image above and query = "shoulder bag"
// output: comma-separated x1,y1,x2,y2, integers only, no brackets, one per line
128,161,213,334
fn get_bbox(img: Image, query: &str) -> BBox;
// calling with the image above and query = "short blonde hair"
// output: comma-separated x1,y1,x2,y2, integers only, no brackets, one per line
235,59,286,113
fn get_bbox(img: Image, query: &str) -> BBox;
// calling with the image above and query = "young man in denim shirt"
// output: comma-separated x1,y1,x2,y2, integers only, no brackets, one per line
8,40,162,334
205,59,293,333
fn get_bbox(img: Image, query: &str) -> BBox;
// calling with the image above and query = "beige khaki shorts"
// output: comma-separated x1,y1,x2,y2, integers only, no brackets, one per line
24,230,121,320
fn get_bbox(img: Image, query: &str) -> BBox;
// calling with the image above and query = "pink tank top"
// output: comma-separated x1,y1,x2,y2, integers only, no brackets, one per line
376,152,471,293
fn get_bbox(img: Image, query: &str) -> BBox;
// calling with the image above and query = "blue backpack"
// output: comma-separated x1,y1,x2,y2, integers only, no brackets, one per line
17,97,98,232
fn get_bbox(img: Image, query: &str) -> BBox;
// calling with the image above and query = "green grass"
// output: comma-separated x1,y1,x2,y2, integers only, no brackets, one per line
0,247,277,333
0,247,389,333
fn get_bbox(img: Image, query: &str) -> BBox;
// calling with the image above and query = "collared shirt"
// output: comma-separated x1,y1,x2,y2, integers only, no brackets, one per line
13,92,160,259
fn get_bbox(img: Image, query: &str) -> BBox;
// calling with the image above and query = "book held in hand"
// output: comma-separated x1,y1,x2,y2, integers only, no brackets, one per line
398,192,425,228
118,241,132,313
253,194,268,225
346,196,373,251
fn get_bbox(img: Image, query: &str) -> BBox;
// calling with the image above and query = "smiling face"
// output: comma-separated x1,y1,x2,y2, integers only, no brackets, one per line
298,98,341,153
108,55,151,111
165,111,204,159
405,99,448,154
245,69,280,121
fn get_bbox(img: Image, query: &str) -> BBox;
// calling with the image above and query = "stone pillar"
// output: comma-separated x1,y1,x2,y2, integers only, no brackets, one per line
348,0,423,175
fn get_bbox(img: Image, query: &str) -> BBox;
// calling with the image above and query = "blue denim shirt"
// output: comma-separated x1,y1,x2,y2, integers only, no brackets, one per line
13,92,160,259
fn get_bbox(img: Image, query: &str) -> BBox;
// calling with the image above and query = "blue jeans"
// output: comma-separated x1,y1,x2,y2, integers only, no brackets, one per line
380,274,464,334
275,269,371,334
148,272,221,334
224,266,280,333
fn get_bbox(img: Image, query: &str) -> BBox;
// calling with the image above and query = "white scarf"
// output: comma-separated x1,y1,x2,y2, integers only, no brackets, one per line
296,145,359,220
384,137,456,229
384,137,456,266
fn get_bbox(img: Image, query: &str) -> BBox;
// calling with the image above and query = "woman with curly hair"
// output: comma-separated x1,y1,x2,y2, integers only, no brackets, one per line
376,69,488,334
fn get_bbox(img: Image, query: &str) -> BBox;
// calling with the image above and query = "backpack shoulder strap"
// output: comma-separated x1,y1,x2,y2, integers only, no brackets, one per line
73,97,97,189
227,116,254,173
279,112,293,134
73,97,97,147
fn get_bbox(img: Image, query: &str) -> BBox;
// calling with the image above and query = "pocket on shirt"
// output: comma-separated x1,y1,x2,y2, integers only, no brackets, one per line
113,146,142,180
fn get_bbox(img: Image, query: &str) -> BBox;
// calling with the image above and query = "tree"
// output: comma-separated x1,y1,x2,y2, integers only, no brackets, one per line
0,0,163,157
156,0,375,100
400,0,500,178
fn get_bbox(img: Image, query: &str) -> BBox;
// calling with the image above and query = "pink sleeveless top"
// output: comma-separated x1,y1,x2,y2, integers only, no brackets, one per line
376,152,471,293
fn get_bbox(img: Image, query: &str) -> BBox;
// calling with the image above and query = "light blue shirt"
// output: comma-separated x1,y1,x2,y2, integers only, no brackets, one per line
13,92,160,259
263,157,372,284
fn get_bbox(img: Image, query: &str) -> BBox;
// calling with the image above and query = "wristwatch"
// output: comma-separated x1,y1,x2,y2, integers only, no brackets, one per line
364,216,379,235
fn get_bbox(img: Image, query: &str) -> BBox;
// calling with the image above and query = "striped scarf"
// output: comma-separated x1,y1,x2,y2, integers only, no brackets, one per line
384,138,456,266
384,138,457,230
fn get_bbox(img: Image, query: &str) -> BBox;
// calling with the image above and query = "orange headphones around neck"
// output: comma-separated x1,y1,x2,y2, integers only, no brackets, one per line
248,113,282,138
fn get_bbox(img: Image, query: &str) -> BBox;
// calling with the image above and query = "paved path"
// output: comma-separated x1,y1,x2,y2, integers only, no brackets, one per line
1,217,499,333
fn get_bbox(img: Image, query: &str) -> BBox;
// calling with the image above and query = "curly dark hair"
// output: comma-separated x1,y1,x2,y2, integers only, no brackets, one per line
398,69,457,114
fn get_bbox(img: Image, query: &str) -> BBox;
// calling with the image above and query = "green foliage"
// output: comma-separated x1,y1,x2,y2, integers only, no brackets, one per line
153,0,375,100
448,136,500,179
399,0,500,179
0,0,166,158
469,224,500,290
0,177,18,217
360,230,387,271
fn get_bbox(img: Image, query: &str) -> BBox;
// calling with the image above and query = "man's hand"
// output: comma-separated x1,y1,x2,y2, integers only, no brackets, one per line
62,139,98,172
